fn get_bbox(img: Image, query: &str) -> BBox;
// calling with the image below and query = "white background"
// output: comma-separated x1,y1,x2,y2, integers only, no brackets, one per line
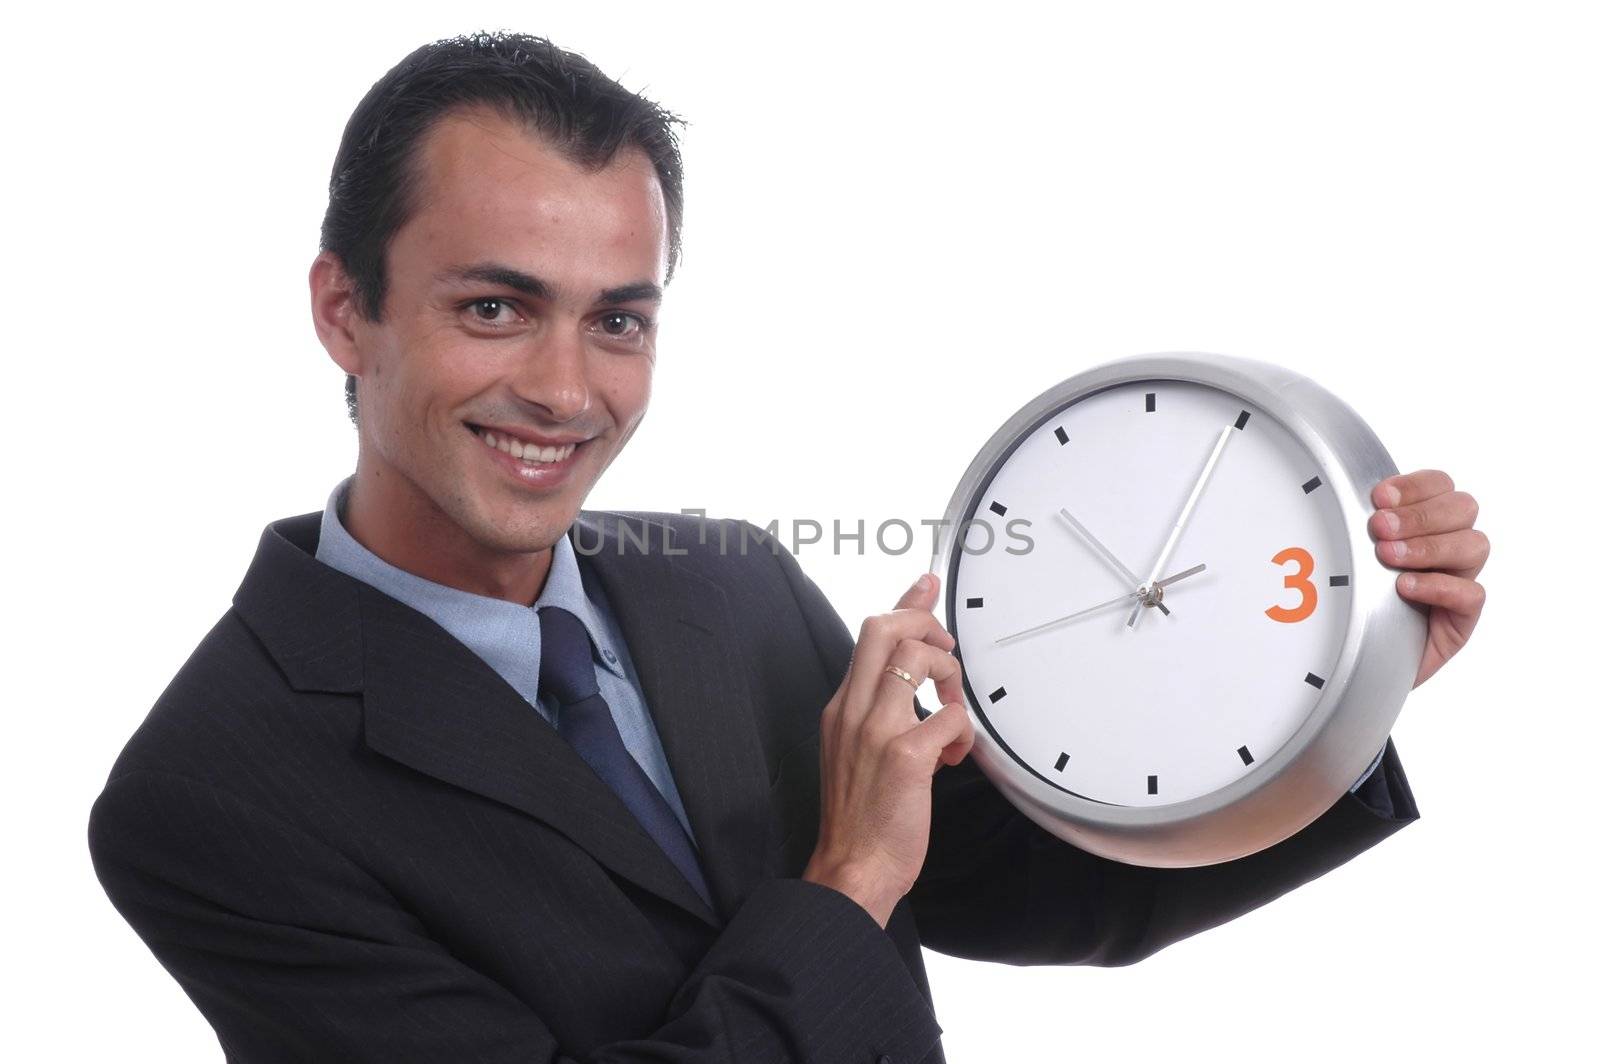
6,1,1594,1059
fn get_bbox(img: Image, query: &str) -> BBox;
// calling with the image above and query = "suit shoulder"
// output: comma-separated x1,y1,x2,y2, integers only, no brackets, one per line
97,605,356,795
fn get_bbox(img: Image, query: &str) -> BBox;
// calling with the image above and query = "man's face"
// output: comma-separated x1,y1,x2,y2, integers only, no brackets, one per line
344,106,667,555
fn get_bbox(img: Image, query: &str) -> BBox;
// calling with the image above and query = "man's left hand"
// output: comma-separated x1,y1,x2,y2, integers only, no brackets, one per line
1369,469,1489,688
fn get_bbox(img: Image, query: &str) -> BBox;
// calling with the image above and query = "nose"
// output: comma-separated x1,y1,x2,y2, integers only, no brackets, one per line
509,322,592,423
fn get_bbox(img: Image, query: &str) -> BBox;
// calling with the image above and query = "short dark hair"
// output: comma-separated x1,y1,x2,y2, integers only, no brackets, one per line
319,31,686,426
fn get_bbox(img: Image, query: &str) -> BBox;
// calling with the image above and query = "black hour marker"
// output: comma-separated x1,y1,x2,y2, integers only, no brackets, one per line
1147,774,1159,794
1329,575,1350,587
989,686,1007,703
1302,476,1323,494
1054,752,1070,772
1145,392,1156,412
1054,425,1069,445
1235,409,1251,430
989,500,1008,517
966,596,984,608
1237,745,1255,765
1305,671,1325,689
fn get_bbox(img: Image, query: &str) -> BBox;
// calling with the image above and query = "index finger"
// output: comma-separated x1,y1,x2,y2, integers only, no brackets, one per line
896,571,940,611
1372,469,1455,509
890,571,954,652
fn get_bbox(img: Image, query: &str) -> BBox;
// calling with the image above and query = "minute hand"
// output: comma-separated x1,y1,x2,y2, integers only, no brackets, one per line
1127,425,1234,629
995,564,1207,645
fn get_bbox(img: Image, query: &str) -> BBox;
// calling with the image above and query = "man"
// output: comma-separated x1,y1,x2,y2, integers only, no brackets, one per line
88,31,1489,1064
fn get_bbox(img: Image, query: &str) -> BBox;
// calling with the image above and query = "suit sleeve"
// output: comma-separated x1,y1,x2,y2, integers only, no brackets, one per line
88,772,941,1063
761,522,1421,969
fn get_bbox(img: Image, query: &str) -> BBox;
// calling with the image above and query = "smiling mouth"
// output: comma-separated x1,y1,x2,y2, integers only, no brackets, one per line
465,423,584,465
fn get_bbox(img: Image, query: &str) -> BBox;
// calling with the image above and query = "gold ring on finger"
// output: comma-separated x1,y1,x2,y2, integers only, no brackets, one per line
883,664,917,689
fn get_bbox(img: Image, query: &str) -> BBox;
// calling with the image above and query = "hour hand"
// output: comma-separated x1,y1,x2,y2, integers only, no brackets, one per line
1057,506,1171,617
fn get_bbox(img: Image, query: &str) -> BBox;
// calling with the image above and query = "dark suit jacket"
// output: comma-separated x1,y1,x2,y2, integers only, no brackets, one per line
88,507,1419,1063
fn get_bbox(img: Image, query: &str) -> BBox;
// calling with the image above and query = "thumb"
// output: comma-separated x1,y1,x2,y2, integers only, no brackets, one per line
895,571,939,611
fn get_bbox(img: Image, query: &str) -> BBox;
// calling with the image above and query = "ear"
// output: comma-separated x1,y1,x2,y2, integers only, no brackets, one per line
309,251,365,377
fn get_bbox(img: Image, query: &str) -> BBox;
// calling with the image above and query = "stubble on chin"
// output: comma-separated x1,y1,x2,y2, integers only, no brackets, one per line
451,484,575,557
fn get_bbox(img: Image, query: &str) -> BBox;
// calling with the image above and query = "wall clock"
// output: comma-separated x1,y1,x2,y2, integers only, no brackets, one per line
927,352,1425,866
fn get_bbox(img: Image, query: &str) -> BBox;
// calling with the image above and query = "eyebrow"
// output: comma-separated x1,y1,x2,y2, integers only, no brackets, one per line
437,262,661,306
596,281,664,305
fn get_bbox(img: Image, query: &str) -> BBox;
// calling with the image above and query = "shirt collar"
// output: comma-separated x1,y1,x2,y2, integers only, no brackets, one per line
312,475,626,689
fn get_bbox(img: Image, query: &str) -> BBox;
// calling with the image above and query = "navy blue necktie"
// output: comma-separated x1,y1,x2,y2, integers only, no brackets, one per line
536,605,714,910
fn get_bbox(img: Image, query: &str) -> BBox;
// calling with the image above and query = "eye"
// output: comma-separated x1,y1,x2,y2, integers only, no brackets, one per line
596,311,650,340
461,297,523,329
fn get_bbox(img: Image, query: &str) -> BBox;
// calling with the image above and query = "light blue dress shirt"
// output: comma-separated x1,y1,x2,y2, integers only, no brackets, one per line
314,475,697,843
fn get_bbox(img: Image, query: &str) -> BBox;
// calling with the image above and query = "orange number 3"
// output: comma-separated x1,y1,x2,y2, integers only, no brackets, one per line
1266,546,1318,623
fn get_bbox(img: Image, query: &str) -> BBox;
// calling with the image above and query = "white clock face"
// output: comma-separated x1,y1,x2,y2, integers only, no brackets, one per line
949,379,1354,807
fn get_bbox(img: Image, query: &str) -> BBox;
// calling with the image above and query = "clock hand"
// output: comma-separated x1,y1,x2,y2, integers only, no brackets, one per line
994,563,1207,645
1057,505,1172,617
1153,562,1207,588
1126,424,1234,629
996,591,1137,645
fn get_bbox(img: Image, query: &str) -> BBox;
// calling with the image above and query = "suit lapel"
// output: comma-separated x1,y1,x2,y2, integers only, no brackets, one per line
571,513,770,922
233,507,770,933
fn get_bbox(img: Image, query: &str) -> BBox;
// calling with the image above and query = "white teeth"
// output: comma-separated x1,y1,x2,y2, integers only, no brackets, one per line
474,426,577,465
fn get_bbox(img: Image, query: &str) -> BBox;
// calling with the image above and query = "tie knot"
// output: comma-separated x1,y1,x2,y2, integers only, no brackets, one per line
537,605,599,706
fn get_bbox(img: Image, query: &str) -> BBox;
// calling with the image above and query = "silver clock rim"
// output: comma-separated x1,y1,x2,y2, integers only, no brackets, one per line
928,351,1426,867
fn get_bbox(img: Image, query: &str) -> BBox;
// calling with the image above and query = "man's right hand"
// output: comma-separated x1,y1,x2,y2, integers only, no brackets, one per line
801,571,976,928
